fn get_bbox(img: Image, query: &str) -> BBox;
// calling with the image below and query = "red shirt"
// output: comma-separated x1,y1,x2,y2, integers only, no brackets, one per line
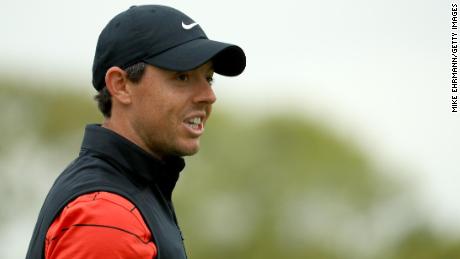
45,192,157,259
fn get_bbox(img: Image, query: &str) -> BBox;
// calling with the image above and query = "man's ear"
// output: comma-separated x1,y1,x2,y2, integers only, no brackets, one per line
105,67,132,105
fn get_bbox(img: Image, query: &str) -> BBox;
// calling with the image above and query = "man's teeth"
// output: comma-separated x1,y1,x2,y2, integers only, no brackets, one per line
186,117,202,129
192,117,201,124
188,117,202,125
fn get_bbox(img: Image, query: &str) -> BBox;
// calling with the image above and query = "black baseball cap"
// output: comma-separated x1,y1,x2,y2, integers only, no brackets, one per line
92,5,246,91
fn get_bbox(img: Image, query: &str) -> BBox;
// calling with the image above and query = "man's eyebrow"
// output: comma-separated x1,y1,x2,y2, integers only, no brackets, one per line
205,63,214,73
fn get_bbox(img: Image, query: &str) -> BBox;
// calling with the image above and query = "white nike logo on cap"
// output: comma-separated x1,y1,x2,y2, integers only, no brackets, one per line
182,21,199,30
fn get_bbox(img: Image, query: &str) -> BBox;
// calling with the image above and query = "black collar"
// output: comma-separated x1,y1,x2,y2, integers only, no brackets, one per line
80,124,185,194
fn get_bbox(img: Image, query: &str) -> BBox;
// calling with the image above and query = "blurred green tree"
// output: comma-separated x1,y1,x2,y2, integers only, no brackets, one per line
1,80,459,259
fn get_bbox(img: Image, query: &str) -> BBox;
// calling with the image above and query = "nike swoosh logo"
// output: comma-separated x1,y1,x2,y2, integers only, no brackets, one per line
182,21,199,30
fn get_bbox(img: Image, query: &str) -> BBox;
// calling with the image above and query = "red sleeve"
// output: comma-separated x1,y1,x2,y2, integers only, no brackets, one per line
45,192,157,259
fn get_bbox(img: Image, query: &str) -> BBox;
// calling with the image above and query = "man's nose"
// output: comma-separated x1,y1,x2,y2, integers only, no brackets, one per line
194,80,217,105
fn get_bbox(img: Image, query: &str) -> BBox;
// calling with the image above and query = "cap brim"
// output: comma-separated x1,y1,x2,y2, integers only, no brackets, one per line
144,38,246,76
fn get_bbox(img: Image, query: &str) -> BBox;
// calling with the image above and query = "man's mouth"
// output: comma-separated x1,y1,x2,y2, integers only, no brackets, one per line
185,116,203,130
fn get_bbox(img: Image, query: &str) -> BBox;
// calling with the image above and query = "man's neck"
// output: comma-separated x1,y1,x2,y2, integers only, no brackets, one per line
101,118,163,161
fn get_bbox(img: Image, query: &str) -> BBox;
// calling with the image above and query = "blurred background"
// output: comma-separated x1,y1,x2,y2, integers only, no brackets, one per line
1,0,458,258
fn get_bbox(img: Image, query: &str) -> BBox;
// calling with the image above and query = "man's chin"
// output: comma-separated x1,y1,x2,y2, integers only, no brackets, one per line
173,141,200,157
179,147,200,157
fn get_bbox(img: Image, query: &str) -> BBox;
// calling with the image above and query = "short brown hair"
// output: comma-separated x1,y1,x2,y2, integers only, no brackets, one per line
94,62,146,118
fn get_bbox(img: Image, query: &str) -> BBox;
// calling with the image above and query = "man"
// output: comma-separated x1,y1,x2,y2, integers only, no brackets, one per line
26,5,245,259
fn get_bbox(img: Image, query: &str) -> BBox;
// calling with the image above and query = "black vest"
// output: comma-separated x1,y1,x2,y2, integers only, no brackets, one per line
26,125,188,259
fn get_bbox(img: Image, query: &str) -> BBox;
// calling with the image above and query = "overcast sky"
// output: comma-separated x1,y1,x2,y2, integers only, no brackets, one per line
1,0,458,233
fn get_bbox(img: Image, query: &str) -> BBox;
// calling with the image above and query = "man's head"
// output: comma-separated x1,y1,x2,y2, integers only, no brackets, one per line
92,5,245,159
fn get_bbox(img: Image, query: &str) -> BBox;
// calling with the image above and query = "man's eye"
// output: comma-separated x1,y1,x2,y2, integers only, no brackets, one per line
207,76,214,85
177,74,189,81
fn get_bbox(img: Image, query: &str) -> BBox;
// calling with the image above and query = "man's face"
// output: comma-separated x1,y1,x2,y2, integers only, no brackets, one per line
128,62,216,159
